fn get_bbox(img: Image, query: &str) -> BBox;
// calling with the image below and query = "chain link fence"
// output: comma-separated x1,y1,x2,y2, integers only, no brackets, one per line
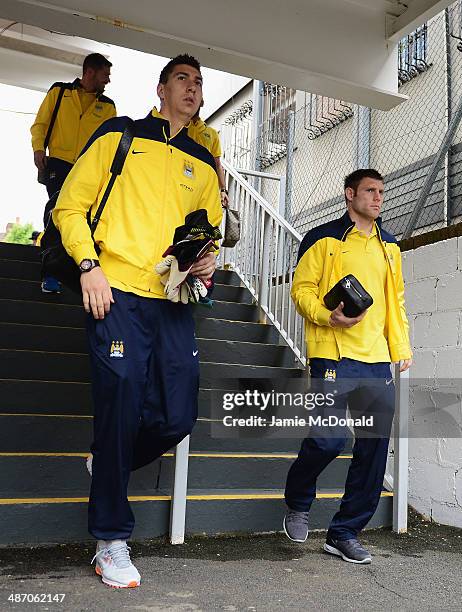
221,1,462,239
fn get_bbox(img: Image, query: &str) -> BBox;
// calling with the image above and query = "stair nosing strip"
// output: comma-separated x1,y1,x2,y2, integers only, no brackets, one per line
0,451,353,460
0,321,84,331
0,378,91,385
0,324,288,350
0,258,41,265
0,491,393,505
0,350,303,369
0,276,241,291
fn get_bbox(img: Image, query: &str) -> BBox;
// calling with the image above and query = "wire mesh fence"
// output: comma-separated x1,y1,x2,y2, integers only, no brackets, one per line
221,2,462,240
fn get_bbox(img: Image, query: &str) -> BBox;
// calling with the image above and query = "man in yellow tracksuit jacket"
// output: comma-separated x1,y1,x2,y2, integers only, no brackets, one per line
31,53,116,294
283,169,412,564
31,52,116,201
189,111,229,207
53,54,222,588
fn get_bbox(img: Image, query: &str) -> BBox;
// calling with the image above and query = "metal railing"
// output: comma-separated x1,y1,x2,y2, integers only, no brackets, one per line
221,159,306,365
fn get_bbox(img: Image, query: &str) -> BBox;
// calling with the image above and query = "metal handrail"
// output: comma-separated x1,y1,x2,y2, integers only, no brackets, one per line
221,158,306,365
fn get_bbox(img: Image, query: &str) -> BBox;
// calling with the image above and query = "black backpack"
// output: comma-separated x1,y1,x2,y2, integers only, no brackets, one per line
40,119,135,294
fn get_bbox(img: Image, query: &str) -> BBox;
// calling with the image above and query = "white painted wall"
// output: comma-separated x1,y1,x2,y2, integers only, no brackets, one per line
403,237,462,527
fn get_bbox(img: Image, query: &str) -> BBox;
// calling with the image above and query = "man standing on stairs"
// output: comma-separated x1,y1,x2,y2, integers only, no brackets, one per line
53,54,222,588
283,169,412,564
31,53,116,294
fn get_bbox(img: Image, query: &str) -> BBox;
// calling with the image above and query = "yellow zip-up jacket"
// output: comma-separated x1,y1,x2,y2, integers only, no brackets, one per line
31,79,116,164
291,212,412,363
53,110,222,299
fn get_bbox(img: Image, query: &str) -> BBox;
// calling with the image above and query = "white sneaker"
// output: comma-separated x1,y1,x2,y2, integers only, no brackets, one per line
92,540,141,588
86,454,93,476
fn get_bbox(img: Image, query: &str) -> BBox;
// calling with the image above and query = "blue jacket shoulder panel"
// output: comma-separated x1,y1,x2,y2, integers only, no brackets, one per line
379,227,398,244
79,116,130,157
297,216,350,263
47,81,73,93
98,94,116,106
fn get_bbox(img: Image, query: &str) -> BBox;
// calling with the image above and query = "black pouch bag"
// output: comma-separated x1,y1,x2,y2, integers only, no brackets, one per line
324,274,373,318
40,119,135,294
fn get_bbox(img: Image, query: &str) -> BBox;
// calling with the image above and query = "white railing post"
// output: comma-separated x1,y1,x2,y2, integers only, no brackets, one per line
258,212,271,322
393,364,409,533
169,434,190,544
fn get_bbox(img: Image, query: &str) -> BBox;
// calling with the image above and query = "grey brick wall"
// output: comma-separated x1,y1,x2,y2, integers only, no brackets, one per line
403,237,462,527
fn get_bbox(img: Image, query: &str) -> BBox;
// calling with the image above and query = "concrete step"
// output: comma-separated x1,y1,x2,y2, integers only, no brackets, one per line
0,297,260,326
0,381,258,415
0,452,352,494
0,276,253,306
0,258,42,282
0,254,242,287
0,323,297,368
0,490,393,545
0,349,303,385
0,243,41,262
0,414,312,453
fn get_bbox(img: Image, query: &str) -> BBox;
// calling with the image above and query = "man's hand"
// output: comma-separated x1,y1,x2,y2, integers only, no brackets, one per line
328,302,367,328
34,150,47,171
80,267,114,319
220,191,230,208
399,358,413,372
190,252,217,281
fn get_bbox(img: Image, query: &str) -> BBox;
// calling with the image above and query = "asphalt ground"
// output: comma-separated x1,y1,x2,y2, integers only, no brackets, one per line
0,510,461,612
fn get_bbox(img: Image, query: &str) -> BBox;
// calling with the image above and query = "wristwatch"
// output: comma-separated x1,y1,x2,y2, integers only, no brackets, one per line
79,259,100,273
220,188,228,194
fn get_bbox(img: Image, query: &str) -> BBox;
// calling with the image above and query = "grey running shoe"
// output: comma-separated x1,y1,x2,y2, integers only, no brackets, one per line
92,540,141,588
324,537,372,564
283,509,309,543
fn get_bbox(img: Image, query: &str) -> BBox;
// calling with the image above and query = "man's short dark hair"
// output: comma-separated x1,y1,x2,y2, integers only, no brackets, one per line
344,169,384,195
159,54,201,84
83,53,112,73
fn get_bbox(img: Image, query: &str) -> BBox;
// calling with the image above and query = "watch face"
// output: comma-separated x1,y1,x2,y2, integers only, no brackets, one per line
80,259,92,271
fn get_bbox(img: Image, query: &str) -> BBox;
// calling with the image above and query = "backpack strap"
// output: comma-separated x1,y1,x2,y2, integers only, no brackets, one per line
89,119,135,236
43,85,66,152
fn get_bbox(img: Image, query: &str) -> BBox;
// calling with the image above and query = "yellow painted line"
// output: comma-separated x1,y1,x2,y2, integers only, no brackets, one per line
0,452,353,460
0,496,168,505
0,491,392,505
0,452,89,458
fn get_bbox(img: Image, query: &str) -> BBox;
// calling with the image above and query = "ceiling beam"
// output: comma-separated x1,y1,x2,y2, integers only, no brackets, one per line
0,34,86,66
387,0,453,42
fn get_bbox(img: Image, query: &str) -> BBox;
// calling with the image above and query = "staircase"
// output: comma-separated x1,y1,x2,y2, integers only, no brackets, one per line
0,242,392,545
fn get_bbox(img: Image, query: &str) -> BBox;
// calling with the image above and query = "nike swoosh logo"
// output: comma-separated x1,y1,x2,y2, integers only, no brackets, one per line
385,378,393,385
132,150,147,154
193,350,199,357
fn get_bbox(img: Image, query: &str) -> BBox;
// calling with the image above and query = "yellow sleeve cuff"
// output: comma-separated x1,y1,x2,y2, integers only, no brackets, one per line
71,244,99,266
316,305,333,327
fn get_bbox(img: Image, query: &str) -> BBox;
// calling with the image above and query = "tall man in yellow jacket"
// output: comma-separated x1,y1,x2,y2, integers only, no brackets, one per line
283,169,412,564
53,54,222,588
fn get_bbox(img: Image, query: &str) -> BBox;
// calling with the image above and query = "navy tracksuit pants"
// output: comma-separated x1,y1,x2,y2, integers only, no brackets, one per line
86,289,199,540
285,357,394,541
44,157,73,201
